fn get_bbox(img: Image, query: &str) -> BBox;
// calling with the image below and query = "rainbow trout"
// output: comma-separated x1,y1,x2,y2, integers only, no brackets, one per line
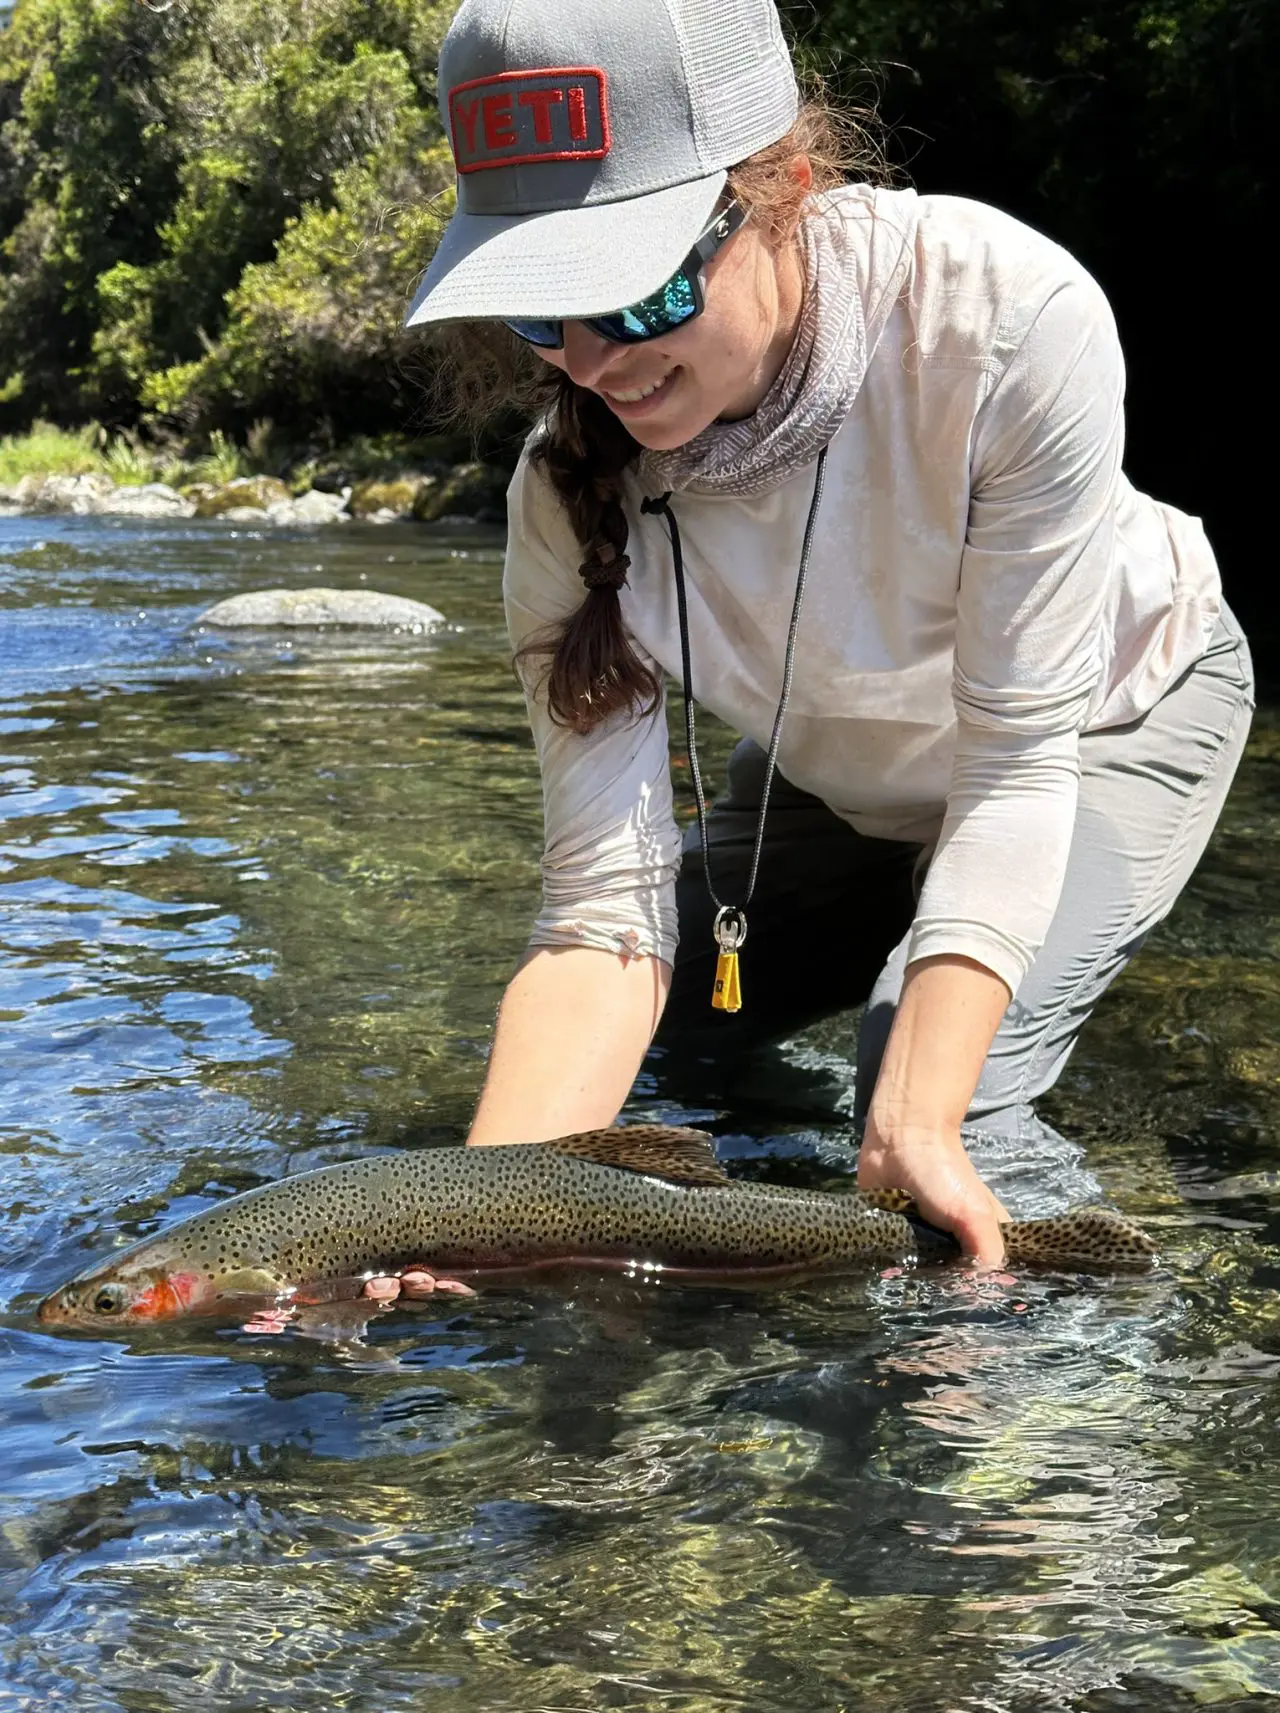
37,1125,1156,1329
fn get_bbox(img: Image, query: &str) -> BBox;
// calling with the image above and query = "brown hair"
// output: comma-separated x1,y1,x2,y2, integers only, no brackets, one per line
437,95,883,733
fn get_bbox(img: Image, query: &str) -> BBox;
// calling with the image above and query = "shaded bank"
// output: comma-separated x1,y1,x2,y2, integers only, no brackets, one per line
795,0,1278,677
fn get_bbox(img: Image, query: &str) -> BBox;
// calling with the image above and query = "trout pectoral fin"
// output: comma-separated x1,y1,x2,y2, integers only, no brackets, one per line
210,1268,289,1300
1001,1209,1158,1272
538,1124,730,1187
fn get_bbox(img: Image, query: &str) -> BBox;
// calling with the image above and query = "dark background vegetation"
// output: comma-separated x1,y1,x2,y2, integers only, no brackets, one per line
1,0,1274,665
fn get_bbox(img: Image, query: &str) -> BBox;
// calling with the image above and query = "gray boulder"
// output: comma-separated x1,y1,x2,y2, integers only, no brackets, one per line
20,472,115,513
198,587,446,631
194,476,292,517
0,473,195,517
266,489,351,525
346,477,424,520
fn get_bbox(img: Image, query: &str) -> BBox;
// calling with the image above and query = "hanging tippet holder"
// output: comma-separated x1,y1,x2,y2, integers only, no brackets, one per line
711,905,746,1013
641,448,829,1018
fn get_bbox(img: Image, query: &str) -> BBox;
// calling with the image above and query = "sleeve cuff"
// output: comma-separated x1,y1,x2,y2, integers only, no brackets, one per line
905,918,1030,997
529,909,676,966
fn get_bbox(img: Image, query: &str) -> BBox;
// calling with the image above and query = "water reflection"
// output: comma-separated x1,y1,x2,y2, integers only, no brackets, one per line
2,512,1279,1711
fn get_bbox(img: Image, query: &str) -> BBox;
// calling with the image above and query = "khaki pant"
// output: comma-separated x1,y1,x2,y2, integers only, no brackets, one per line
653,608,1254,1213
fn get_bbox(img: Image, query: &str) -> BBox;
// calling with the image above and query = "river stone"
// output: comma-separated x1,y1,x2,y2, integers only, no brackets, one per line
18,472,116,513
194,475,291,517
198,588,446,631
99,482,194,518
346,478,423,520
1,473,196,517
268,488,350,525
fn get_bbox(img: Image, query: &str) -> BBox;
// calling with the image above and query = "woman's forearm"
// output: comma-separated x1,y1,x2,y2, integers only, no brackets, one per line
870,954,1011,1134
467,945,671,1145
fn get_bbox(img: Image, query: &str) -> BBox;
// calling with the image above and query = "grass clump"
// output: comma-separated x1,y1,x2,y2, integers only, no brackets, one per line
0,419,199,488
189,430,248,486
0,421,105,484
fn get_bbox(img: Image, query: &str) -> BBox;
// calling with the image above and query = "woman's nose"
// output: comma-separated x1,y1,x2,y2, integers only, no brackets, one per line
559,321,623,390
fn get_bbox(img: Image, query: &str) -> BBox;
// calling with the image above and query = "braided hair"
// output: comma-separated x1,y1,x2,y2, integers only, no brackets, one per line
525,377,657,731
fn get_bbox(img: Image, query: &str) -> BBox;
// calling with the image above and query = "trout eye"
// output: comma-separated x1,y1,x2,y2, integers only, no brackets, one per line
89,1283,126,1316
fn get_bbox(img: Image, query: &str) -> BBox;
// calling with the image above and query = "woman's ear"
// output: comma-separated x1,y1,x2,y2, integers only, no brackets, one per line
789,153,815,192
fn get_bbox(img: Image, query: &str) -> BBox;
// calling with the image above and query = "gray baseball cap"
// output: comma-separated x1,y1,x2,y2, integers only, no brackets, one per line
404,0,799,327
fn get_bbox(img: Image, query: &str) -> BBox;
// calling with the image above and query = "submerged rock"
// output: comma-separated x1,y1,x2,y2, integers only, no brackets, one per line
198,588,446,631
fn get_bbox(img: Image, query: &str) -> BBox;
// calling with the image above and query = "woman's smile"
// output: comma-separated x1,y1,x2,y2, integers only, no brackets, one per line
600,369,679,416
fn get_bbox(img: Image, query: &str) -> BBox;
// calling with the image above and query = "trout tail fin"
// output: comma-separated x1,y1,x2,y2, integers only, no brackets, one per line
1001,1207,1157,1272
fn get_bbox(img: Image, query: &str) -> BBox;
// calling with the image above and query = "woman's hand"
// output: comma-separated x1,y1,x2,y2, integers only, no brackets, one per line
857,1117,1010,1267
862,954,1015,1266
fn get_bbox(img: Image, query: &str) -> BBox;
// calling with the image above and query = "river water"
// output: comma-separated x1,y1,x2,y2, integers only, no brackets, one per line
1,511,1278,1713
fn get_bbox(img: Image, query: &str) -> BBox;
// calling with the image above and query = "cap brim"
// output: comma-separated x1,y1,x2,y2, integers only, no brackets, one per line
403,172,727,327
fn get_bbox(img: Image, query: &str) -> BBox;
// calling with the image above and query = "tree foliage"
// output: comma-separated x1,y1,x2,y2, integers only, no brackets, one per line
0,0,454,437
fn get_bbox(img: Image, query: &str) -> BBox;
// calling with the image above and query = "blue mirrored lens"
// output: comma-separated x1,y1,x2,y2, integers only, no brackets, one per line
504,318,562,348
593,269,698,343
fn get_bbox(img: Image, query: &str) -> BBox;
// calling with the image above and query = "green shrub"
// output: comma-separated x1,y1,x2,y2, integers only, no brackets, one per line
0,420,105,484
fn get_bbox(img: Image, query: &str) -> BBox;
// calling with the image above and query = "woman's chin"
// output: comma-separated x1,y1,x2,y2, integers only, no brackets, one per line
615,410,715,453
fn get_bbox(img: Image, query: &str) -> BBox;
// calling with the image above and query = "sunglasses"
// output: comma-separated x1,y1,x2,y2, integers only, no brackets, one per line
504,201,746,350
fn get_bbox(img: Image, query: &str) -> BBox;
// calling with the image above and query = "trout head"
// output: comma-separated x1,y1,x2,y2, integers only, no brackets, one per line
37,1240,293,1329
37,1263,209,1328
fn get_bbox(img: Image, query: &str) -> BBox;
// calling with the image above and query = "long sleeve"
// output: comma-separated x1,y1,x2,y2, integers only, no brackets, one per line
907,261,1126,993
503,455,682,964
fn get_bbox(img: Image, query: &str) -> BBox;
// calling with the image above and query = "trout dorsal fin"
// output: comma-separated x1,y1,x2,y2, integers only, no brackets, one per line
540,1124,729,1187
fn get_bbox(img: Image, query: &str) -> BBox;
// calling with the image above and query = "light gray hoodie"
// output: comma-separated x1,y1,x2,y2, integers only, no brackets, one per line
503,189,1221,994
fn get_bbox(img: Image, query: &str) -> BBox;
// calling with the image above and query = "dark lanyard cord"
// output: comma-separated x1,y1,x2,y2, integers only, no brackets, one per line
640,445,829,937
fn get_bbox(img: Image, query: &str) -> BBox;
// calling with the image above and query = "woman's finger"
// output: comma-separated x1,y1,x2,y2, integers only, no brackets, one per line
360,1270,477,1301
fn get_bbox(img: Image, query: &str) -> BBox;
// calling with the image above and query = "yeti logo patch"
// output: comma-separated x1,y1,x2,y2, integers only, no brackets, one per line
448,68,611,173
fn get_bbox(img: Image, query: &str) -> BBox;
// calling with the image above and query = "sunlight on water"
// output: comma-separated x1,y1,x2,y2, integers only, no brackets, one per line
1,512,1278,1712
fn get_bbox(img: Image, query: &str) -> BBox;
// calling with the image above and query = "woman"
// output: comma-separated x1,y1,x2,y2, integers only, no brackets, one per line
365,0,1252,1301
